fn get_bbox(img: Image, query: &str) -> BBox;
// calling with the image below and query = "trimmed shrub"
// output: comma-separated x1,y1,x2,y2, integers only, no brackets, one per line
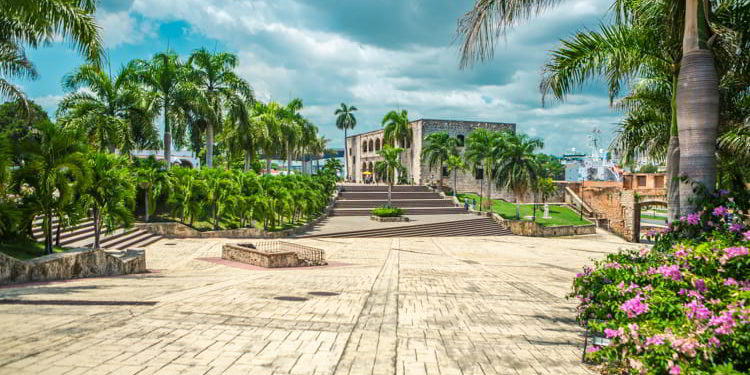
371,206,404,217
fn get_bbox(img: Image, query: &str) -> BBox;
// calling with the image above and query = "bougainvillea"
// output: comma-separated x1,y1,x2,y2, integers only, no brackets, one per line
571,185,750,374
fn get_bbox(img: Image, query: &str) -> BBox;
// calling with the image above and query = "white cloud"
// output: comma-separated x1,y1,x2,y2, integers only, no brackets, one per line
96,10,157,48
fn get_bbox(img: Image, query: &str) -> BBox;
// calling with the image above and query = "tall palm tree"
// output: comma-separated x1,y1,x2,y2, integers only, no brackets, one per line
16,121,87,254
457,0,722,214
133,51,194,169
57,63,155,154
187,48,254,168
375,146,405,205
281,98,304,174
0,0,103,105
421,132,458,190
382,109,412,183
444,154,467,196
255,101,283,174
334,103,357,179
225,99,258,172
465,128,507,211
495,133,544,219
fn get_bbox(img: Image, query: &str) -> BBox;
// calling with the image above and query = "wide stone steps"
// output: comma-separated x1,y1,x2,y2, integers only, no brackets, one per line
306,217,511,238
32,217,163,250
341,185,431,192
335,199,456,208
338,192,441,200
331,208,467,216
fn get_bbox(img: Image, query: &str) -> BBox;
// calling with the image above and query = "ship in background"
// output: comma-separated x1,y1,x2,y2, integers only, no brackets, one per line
561,128,623,182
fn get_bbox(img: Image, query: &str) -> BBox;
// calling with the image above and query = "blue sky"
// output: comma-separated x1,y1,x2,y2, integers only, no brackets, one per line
20,0,622,155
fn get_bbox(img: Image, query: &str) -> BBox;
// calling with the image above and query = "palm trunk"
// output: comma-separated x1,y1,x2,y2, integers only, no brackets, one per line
453,170,458,197
438,160,444,191
212,203,218,230
164,105,172,170
266,158,272,174
93,206,101,249
677,0,719,215
244,152,251,172
55,220,61,247
486,161,492,212
667,73,681,223
206,123,214,168
388,182,392,206
516,198,521,220
144,189,150,222
479,174,483,212
44,213,52,255
344,128,348,179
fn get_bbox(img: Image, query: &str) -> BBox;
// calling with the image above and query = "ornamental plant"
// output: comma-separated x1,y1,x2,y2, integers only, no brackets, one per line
371,206,404,218
571,185,750,374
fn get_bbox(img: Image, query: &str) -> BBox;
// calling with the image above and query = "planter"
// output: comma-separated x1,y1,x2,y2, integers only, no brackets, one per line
222,241,326,268
370,215,409,222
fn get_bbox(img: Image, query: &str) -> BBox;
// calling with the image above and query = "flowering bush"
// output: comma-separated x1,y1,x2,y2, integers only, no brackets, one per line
571,186,750,374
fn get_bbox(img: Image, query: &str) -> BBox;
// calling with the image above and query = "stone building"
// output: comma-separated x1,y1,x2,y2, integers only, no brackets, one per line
345,119,515,198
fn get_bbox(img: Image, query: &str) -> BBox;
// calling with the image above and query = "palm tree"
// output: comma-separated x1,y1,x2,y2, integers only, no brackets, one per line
85,152,135,248
444,154,467,196
16,121,87,254
281,99,304,174
495,134,544,219
382,109,412,183
334,103,357,179
135,157,170,222
168,166,199,224
456,0,721,215
225,99,259,172
187,49,254,168
421,132,458,190
0,0,103,105
133,51,194,169
375,146,405,205
200,167,239,230
465,129,507,211
57,63,153,154
255,101,283,174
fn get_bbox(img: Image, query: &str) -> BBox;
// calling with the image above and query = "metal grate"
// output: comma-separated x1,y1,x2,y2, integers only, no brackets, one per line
244,241,326,266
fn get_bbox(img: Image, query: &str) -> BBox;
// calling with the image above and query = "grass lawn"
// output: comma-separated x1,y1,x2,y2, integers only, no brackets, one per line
641,213,668,222
0,239,70,261
456,193,592,227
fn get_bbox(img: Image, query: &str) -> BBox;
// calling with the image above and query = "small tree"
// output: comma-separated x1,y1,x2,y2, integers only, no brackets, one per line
444,154,466,196
200,167,239,230
375,146,405,205
135,156,170,222
85,152,135,248
421,132,458,191
495,134,544,219
16,122,87,254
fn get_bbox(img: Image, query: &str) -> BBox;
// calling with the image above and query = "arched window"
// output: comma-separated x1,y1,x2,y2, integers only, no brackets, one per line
362,141,367,153
375,138,380,151
368,162,373,172
457,135,465,147
368,140,374,152
405,138,411,149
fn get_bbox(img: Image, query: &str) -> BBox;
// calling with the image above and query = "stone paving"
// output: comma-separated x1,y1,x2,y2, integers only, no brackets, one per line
0,231,638,375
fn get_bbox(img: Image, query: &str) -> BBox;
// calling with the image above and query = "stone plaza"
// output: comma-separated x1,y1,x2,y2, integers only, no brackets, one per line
0,230,638,375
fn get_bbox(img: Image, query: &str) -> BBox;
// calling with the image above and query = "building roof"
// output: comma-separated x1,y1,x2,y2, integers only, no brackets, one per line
345,118,516,139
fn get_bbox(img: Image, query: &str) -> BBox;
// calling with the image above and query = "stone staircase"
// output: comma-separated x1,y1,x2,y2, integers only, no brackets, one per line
332,185,466,216
305,217,511,238
33,216,163,250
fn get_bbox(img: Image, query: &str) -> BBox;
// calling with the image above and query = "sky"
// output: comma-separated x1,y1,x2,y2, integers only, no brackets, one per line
21,0,622,156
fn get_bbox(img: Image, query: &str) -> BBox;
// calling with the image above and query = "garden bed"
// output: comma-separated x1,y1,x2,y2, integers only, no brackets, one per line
370,215,409,222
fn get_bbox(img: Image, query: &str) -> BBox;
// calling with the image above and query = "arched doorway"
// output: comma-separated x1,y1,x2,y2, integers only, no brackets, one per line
634,200,668,243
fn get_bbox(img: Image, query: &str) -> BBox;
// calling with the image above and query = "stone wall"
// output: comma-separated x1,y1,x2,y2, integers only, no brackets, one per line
1,248,146,285
222,244,299,268
505,220,597,237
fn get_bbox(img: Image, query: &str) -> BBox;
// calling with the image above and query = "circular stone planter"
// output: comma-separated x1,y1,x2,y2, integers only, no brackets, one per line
370,215,410,222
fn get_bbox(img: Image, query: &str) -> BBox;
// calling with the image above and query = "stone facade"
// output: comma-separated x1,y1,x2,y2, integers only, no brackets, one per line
1,248,146,285
346,119,516,199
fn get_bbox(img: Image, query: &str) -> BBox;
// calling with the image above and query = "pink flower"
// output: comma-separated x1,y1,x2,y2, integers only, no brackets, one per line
693,279,707,292
720,246,749,264
685,300,713,320
687,213,700,225
725,278,738,286
669,365,681,374
604,262,622,269
712,206,729,217
652,265,682,281
604,328,624,339
710,311,736,335
645,335,664,346
621,295,650,318
671,338,699,357
586,346,600,353
743,230,750,241
708,337,720,347
729,223,745,233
